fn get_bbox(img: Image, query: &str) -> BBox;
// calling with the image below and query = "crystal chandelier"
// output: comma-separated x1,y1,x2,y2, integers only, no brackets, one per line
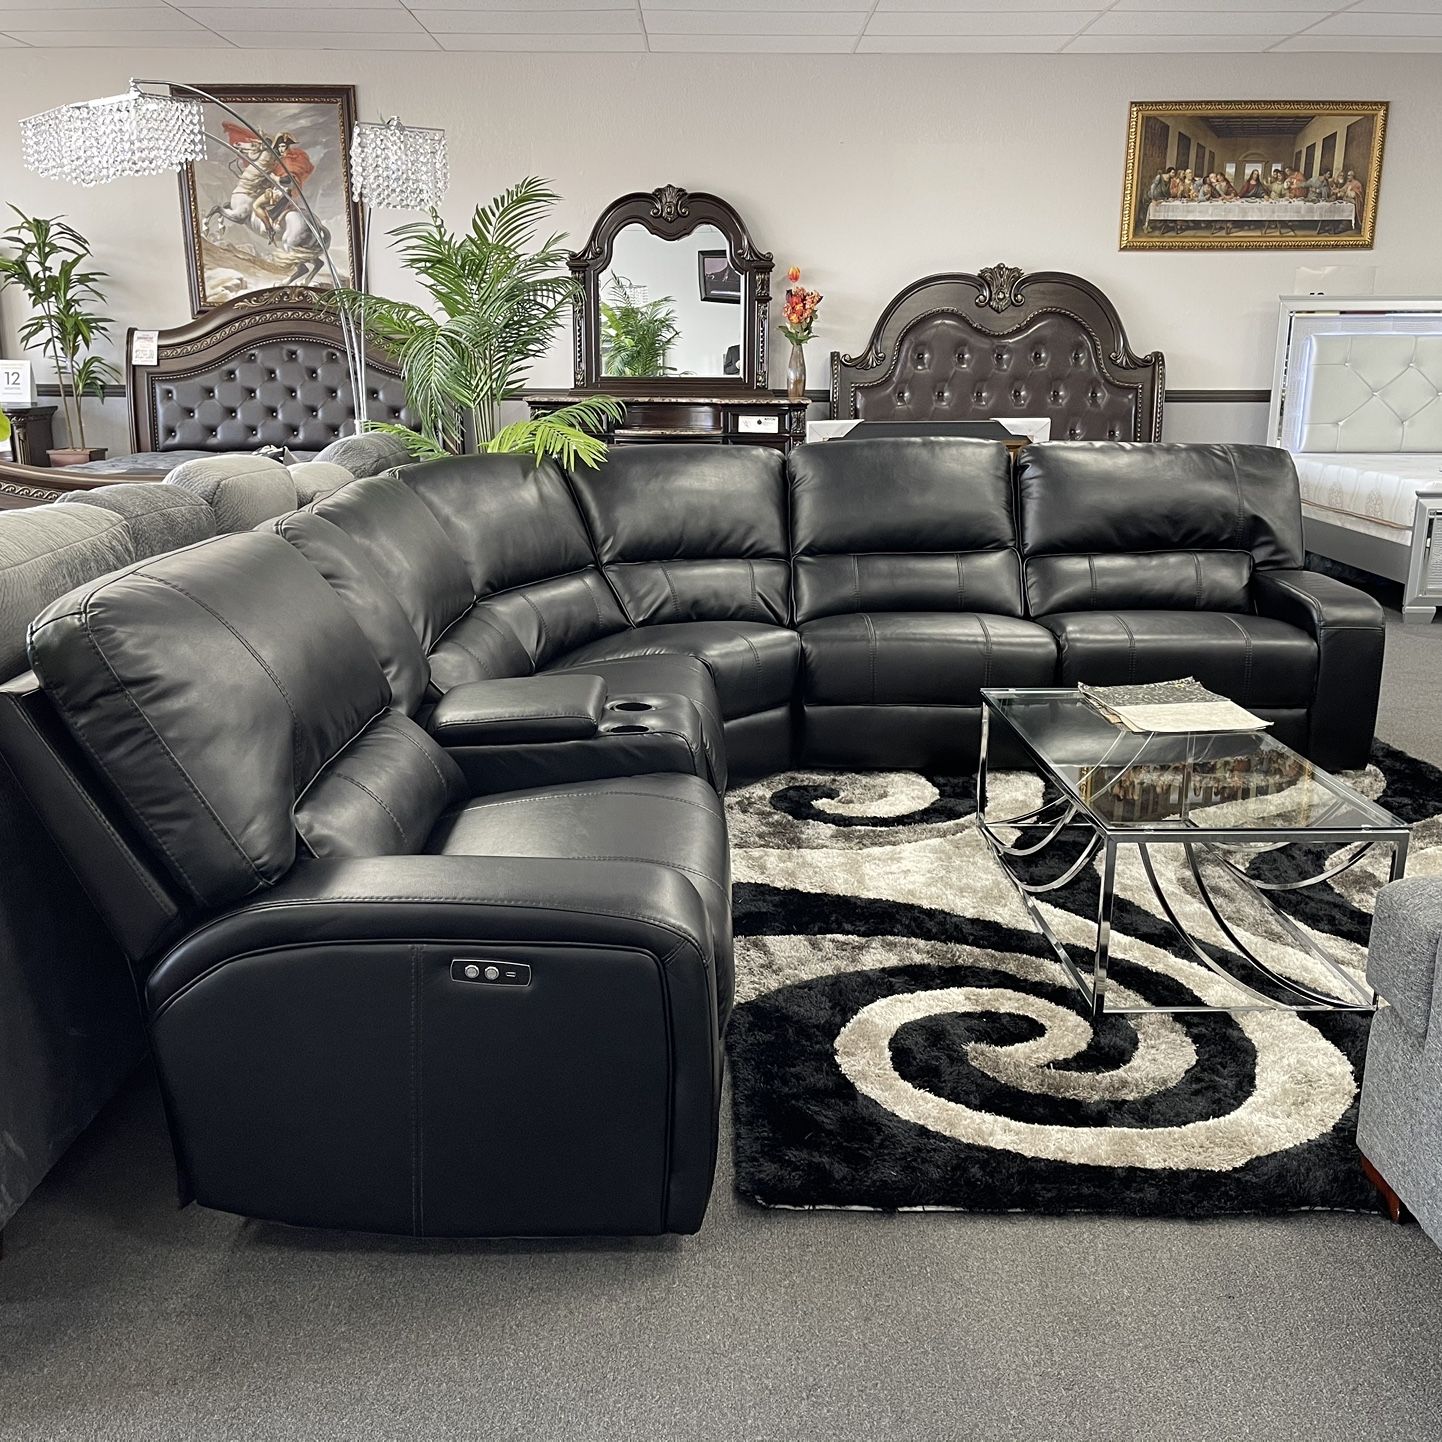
351,117,449,211
21,88,206,188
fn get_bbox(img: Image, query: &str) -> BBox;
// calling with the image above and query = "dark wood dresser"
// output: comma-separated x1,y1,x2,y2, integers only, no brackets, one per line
525,389,811,454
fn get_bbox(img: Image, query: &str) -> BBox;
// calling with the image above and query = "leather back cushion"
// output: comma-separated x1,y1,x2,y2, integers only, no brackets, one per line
568,447,790,625
402,453,599,596
295,711,464,858
59,482,216,558
789,437,1023,622
28,533,390,908
308,473,475,652
401,454,628,675
267,509,431,713
151,338,408,453
164,455,300,533
1,506,136,680
1017,442,1305,615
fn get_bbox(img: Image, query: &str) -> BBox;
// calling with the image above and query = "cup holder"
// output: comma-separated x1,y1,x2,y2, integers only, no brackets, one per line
610,700,653,713
608,724,650,734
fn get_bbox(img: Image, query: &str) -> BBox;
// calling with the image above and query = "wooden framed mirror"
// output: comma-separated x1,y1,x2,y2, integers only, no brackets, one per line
568,185,773,392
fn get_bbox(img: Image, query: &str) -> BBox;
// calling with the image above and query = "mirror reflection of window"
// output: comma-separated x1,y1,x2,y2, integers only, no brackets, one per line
600,223,743,379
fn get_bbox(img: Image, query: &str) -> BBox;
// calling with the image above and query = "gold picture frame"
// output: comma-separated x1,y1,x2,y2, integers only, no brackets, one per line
1120,100,1388,252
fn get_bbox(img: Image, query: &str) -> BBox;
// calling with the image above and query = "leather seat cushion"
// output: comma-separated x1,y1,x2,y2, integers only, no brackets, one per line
555,622,800,721
1043,611,1317,707
800,613,1057,707
426,773,733,1018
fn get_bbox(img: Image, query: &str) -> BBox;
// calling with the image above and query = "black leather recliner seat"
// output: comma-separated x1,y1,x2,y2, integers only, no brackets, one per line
28,533,730,1236
789,438,1057,771
1017,443,1382,766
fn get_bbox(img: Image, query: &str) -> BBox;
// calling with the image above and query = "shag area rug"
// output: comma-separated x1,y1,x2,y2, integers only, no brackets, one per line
725,742,1442,1216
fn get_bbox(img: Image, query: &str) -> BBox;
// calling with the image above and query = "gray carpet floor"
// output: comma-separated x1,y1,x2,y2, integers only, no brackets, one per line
2,609,1440,1442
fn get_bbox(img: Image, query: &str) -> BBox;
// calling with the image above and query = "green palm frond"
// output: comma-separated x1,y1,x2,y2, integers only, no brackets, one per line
488,397,624,471
334,178,616,467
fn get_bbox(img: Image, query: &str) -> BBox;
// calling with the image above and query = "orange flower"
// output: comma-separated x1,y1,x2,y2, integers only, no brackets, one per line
787,266,801,283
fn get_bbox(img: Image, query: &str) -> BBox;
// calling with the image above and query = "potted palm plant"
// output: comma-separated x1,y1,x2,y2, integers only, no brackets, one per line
601,274,680,377
339,178,621,466
0,209,118,466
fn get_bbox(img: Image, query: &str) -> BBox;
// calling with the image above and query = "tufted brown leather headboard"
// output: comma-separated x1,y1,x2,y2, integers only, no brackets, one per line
831,266,1164,443
127,286,411,455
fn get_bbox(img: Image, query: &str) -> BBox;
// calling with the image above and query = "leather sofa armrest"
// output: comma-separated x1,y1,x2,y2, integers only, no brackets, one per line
427,675,607,746
1251,568,1385,635
1367,876,1442,1037
146,853,714,1014
1251,568,1385,771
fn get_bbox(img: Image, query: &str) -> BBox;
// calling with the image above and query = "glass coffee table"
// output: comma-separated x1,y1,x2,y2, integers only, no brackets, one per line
977,688,1410,1018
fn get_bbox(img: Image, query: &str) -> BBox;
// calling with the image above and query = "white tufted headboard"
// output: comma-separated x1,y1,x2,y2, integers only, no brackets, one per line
1297,332,1442,452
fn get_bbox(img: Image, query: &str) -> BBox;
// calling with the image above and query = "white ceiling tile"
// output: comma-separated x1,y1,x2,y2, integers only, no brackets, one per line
1274,32,1442,49
8,26,229,43
435,30,646,46
0,27,29,38
875,0,1098,8
424,0,630,7
177,0,406,7
1065,31,1286,50
1089,10,1326,34
0,0,180,8
193,6,424,30
413,7,638,29
1112,0,1331,8
645,0,869,8
1307,11,1442,34
868,9,1093,33
647,31,856,48
1346,0,1442,10
647,10,864,34
859,32,1066,49
220,26,437,45
0,5,207,29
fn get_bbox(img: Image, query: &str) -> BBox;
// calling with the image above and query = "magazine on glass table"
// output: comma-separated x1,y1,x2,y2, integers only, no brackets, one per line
1078,678,1270,735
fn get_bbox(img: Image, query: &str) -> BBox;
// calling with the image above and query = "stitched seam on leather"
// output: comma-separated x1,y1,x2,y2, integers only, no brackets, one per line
384,717,453,793
955,553,966,612
1220,613,1255,702
657,561,684,623
1114,614,1139,685
1191,553,1204,611
320,769,410,847
10,701,174,910
1226,446,1247,552
851,554,863,618
1087,555,1098,611
976,615,995,689
861,612,879,704
52,604,255,894
730,627,766,712
143,574,309,782
537,854,719,883
746,559,760,621
517,592,551,658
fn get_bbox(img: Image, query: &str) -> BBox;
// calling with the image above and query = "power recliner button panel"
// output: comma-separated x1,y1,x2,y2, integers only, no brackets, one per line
452,959,532,987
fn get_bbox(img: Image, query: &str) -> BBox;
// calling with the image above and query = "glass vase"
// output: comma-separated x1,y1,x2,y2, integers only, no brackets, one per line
786,343,807,403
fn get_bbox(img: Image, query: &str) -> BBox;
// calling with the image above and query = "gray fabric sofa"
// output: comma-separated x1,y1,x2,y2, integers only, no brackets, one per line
0,437,402,1231
1359,876,1442,1244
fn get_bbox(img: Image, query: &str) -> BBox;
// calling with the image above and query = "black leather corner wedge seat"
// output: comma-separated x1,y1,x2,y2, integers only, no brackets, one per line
303,461,728,791
1016,442,1384,769
789,438,1057,772
563,447,801,778
28,533,729,1236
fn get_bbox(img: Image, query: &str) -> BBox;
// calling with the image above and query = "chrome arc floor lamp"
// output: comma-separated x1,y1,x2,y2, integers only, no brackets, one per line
19,81,447,433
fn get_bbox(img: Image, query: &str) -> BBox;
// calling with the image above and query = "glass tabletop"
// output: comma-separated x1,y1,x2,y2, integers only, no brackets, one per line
981,688,1404,835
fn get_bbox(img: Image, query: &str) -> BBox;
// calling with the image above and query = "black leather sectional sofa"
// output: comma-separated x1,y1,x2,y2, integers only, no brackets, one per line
10,438,1385,1238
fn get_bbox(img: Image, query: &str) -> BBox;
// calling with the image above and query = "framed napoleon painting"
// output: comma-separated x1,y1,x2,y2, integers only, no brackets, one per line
1121,101,1387,251
177,84,362,313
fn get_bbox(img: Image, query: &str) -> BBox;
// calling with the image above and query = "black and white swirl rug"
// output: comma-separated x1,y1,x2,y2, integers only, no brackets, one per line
724,741,1442,1216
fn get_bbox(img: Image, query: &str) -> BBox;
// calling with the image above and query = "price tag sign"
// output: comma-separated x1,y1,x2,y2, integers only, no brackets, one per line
0,359,34,404
131,330,159,367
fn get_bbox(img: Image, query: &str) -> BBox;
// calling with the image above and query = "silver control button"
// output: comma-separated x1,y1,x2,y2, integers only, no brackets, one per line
484,964,501,981
463,963,480,979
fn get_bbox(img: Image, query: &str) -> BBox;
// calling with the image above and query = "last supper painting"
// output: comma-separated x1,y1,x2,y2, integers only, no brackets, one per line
1121,101,1387,251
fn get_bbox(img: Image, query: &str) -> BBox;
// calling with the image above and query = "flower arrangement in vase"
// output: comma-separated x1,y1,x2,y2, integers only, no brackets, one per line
780,266,822,403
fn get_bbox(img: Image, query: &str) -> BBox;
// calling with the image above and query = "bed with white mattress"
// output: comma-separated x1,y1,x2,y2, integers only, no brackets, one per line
1269,296,1442,623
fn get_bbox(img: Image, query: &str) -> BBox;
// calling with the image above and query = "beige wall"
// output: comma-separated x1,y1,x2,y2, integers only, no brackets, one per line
1,47,1437,453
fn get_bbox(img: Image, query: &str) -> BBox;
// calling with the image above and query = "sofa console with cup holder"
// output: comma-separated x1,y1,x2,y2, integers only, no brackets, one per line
1,437,1384,1239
